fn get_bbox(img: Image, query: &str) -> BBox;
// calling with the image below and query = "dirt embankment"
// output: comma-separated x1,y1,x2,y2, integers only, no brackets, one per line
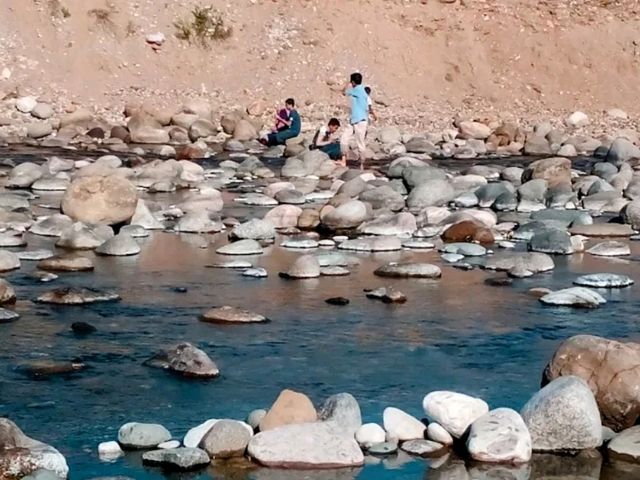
1,0,639,130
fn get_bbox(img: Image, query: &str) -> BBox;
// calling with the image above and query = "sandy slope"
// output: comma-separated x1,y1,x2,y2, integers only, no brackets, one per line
1,0,639,128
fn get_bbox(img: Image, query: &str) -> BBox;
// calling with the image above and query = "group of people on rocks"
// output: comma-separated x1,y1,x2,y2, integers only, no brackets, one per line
259,72,376,169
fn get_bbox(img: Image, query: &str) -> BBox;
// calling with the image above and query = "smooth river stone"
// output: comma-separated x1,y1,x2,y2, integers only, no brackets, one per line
569,223,634,237
402,240,435,249
608,426,640,462
242,267,268,278
208,260,252,269
216,239,264,255
337,237,402,252
35,288,120,305
586,241,631,257
356,423,386,449
539,287,606,308
37,255,94,272
374,262,442,279
280,238,319,249
0,308,20,323
422,391,489,438
440,242,487,256
383,407,425,442
320,266,350,276
201,306,268,324
466,408,532,463
521,376,603,452
400,439,448,458
118,422,172,450
18,249,54,261
573,273,634,288
279,255,320,279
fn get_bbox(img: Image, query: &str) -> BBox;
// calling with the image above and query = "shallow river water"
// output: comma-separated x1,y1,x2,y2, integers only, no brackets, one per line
0,148,639,480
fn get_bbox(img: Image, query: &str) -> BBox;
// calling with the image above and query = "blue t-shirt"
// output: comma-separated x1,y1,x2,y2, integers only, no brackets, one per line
346,85,368,125
289,110,301,136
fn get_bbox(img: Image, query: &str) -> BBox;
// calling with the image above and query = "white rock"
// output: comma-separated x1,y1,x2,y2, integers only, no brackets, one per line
427,422,454,446
565,111,589,128
16,96,38,113
98,441,123,460
355,423,387,449
423,391,489,438
158,440,181,450
183,419,218,448
466,408,532,463
383,407,425,442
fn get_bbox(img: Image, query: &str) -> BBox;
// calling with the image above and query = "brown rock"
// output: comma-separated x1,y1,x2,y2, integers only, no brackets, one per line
59,108,93,129
110,125,130,142
259,389,317,431
61,175,138,225
522,157,572,188
38,254,94,272
176,145,205,160
247,99,267,116
542,335,640,432
0,279,16,304
233,119,258,141
441,220,494,244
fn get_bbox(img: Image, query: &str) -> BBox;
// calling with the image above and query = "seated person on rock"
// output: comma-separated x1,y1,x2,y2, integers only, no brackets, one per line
260,98,301,146
311,118,341,160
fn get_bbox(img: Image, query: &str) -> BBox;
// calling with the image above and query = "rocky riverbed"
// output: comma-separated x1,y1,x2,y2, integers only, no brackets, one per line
0,108,640,480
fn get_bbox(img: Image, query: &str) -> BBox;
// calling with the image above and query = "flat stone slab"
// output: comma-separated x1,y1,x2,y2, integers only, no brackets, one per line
440,242,487,256
400,439,448,458
281,238,319,249
207,260,253,269
338,237,402,252
201,306,268,324
569,224,634,237
574,273,634,288
18,249,55,261
320,266,350,276
216,240,264,256
374,262,442,279
0,307,20,323
586,241,631,257
540,287,606,309
142,448,210,470
35,287,120,305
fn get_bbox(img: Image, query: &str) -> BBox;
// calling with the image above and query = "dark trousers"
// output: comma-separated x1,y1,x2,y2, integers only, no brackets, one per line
319,143,341,160
267,128,297,146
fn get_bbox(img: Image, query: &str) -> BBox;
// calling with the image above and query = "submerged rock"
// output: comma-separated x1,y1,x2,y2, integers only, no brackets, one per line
35,288,120,305
400,440,448,458
573,273,634,288
0,251,21,272
374,262,441,279
141,448,210,470
38,255,94,272
539,287,606,308
365,287,407,304
144,342,219,378
200,306,268,324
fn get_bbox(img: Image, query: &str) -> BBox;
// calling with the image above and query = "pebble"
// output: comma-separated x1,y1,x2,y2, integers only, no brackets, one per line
326,297,350,306
242,267,268,278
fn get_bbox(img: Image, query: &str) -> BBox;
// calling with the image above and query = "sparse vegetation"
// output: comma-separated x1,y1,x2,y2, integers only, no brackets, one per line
47,0,71,19
125,21,139,37
88,4,117,34
174,6,232,48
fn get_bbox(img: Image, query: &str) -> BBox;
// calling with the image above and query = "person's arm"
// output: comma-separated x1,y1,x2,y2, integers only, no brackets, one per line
369,105,378,121
344,84,354,96
315,130,331,147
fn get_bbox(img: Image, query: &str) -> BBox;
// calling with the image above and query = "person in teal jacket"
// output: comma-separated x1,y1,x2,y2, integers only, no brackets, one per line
261,98,301,146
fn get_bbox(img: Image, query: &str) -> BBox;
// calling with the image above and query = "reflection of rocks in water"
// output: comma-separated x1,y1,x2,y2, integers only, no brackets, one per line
530,451,602,479
250,466,361,480
426,458,469,480
467,462,531,480
601,459,640,480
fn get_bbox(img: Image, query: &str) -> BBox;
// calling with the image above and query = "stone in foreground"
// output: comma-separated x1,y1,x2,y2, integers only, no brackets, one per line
543,334,640,431
0,418,69,479
317,393,362,436
247,422,364,469
466,408,532,463
117,422,172,450
141,447,210,470
144,342,219,378
422,391,489,438
608,426,640,463
200,306,268,324
383,407,425,442
200,420,252,459
355,423,386,449
539,287,606,308
37,255,94,272
400,439,448,458
520,376,602,452
216,239,264,256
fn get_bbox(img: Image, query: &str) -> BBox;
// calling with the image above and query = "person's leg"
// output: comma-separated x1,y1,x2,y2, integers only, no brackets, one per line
354,121,368,169
339,125,354,166
321,143,341,160
269,128,292,146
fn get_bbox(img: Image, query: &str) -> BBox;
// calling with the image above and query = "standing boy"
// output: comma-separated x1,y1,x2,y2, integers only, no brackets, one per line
340,73,369,168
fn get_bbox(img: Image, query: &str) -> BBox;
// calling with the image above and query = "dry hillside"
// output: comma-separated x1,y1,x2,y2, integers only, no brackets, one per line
1,0,639,130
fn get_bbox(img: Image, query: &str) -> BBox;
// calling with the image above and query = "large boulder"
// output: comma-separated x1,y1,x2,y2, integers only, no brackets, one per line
247,422,363,468
62,175,138,225
259,389,317,431
520,376,603,452
422,391,489,438
606,137,640,166
406,179,455,210
522,157,571,188
321,201,368,230
542,335,640,431
458,121,492,140
383,407,425,442
0,418,69,479
466,408,532,463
